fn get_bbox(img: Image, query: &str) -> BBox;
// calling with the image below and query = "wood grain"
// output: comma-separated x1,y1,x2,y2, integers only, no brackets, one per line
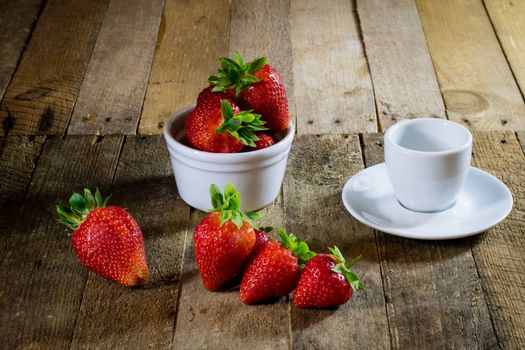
286,135,389,349
0,0,43,101
471,131,525,348
229,0,295,125
70,136,189,349
0,0,109,136
67,0,164,135
416,0,525,131
0,135,123,349
362,133,496,349
357,0,445,131
138,0,230,135
484,0,525,96
291,0,376,134
173,195,291,350
0,135,45,231
518,132,525,154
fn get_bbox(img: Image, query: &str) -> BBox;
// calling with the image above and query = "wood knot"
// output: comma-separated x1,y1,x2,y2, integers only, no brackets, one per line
443,89,488,115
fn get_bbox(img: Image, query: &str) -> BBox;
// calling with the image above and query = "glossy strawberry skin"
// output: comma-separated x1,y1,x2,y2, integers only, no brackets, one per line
293,254,352,308
185,87,243,153
238,64,290,132
238,229,272,276
194,212,256,291
71,206,149,287
240,241,300,304
253,134,275,151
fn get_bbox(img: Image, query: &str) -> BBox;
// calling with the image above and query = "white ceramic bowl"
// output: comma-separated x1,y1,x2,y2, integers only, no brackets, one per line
163,105,295,211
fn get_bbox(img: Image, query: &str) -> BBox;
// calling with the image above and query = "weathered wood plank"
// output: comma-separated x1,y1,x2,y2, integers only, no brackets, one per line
67,0,164,135
518,132,525,155
0,135,123,349
471,131,525,348
70,136,189,349
0,135,45,231
416,0,525,131
286,135,389,349
173,195,291,350
356,0,445,131
0,0,109,136
362,133,496,349
291,0,376,134
0,0,44,101
484,0,525,97
138,0,230,135
229,0,295,125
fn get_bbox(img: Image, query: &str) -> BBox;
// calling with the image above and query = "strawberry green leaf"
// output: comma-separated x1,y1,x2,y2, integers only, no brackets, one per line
84,188,96,211
210,184,224,209
208,184,260,229
95,188,104,207
69,193,87,214
329,246,364,291
215,100,268,147
208,54,268,98
278,228,316,268
57,188,109,230
246,57,268,74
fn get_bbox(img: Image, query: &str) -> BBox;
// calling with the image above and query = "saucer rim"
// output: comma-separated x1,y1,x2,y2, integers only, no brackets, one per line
342,163,513,240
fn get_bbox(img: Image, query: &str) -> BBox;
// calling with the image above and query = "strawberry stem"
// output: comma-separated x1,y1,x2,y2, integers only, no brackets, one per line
278,228,316,269
208,184,260,229
208,53,268,98
56,188,110,230
215,100,268,147
328,246,365,292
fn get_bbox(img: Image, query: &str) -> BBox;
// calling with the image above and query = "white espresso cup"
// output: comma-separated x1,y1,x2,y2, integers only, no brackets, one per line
384,118,472,213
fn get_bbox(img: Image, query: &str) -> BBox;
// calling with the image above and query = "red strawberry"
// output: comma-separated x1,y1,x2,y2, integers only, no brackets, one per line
208,53,290,132
185,94,268,153
56,189,149,287
239,228,316,304
293,246,364,308
193,184,259,291
238,227,273,276
252,133,275,151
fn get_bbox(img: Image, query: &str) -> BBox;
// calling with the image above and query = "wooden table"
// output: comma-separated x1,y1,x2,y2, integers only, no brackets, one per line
1,0,524,349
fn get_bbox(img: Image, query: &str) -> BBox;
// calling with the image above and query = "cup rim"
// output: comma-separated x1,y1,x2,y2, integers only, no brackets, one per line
384,118,472,156
163,104,295,163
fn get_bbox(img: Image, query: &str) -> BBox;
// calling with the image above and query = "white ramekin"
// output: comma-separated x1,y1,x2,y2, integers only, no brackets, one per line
163,105,295,211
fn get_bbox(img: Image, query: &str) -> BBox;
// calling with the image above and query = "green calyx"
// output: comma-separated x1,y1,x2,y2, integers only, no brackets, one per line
56,188,110,230
209,184,260,229
278,228,317,269
215,100,268,147
328,246,365,292
208,52,268,98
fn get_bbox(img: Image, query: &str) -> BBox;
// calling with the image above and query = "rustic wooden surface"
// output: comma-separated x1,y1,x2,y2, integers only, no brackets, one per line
1,0,525,349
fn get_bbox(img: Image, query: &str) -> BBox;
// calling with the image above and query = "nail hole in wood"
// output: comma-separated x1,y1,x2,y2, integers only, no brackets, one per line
307,120,313,125
501,119,508,126
334,119,341,124
501,139,507,144
105,117,111,122
158,122,164,129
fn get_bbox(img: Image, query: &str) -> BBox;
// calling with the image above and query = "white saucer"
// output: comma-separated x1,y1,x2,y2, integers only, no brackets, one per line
342,163,513,240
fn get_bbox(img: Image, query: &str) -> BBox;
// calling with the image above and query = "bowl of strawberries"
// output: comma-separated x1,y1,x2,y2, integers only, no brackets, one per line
164,54,294,211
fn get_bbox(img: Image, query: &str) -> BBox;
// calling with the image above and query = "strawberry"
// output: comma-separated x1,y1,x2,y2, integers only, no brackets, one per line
238,227,273,276
185,94,267,153
56,188,149,287
250,133,275,151
208,53,290,132
293,246,364,308
193,184,259,291
239,228,316,304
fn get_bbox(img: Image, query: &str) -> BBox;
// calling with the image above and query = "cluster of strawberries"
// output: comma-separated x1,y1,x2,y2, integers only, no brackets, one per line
184,54,290,153
194,184,364,308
